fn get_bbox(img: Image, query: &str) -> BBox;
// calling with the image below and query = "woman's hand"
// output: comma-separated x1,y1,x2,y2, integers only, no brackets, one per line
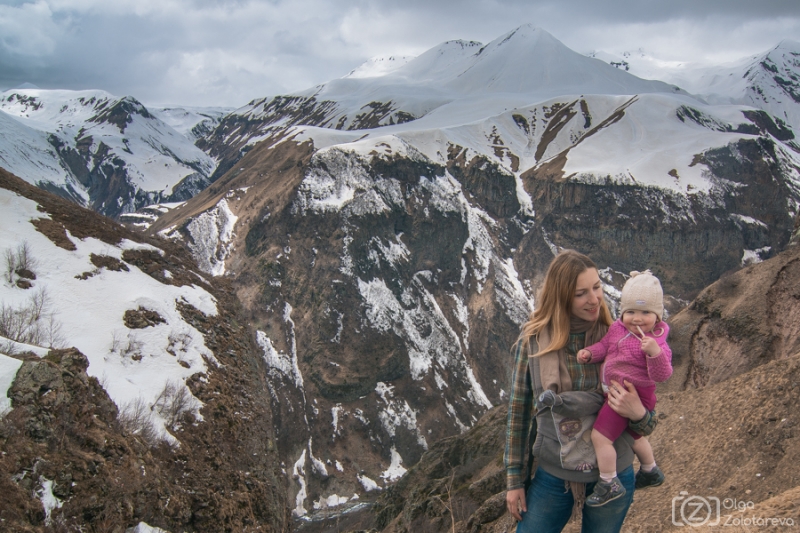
607,379,646,421
506,488,527,521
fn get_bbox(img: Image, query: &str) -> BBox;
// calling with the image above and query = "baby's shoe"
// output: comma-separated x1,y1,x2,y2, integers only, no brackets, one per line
635,465,665,489
586,477,626,507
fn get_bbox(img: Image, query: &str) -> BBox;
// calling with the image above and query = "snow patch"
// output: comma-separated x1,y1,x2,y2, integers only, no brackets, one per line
358,474,381,492
292,449,308,517
0,353,24,417
183,199,238,276
375,382,428,450
126,523,171,533
309,438,328,477
380,446,407,482
36,477,63,525
742,247,772,266
313,493,353,510
256,330,304,389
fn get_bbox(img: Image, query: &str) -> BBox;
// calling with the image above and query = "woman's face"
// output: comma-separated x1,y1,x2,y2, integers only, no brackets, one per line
571,268,603,322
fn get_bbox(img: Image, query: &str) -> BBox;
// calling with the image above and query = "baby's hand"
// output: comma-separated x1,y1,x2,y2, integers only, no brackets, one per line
641,337,661,357
577,349,592,363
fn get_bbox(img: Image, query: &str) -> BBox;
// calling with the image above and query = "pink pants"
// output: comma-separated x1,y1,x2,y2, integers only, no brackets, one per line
593,384,657,441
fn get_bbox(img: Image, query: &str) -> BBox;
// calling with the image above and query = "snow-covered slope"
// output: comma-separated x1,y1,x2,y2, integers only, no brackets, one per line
0,172,218,443
0,89,218,218
345,55,414,79
148,105,233,142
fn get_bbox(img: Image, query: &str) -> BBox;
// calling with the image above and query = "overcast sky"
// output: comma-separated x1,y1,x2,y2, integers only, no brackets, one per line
1,0,799,109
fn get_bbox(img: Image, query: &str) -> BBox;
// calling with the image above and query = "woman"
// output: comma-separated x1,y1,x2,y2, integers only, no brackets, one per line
504,250,657,533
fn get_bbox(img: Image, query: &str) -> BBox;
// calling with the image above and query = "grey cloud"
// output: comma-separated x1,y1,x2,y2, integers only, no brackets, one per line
1,0,798,107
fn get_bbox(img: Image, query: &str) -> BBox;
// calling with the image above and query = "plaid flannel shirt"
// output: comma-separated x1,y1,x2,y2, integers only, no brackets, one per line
504,332,598,490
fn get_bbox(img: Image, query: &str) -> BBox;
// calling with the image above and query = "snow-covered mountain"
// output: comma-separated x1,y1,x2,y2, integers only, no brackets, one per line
589,39,800,133
0,89,219,218
198,25,687,180
146,25,800,519
149,105,233,142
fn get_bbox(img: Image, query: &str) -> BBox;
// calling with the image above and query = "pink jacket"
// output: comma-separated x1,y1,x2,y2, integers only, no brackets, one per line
584,319,673,389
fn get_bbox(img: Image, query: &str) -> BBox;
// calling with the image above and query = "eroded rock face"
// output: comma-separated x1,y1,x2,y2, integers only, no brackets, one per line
523,137,798,299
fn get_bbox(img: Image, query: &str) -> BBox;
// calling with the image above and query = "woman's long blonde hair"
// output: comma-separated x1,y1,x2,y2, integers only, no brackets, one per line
520,250,613,356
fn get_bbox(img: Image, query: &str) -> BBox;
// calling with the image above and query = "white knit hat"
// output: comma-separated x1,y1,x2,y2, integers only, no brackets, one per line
620,270,664,320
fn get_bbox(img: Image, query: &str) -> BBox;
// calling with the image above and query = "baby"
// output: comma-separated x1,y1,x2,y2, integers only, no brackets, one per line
577,270,673,507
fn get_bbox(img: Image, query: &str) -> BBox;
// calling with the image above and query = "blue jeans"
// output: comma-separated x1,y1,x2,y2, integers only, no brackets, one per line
516,466,635,533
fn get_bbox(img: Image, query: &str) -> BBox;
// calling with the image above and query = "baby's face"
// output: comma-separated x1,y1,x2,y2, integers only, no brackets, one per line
622,309,657,334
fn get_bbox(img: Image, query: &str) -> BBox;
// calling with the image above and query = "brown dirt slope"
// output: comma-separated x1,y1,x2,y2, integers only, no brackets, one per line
667,242,800,391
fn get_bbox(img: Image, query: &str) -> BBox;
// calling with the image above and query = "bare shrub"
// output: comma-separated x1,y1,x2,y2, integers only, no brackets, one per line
120,335,144,360
0,336,15,355
3,248,15,283
40,314,65,349
3,241,38,284
0,288,65,348
15,241,36,273
109,331,124,354
118,397,160,446
152,380,194,430
29,286,49,321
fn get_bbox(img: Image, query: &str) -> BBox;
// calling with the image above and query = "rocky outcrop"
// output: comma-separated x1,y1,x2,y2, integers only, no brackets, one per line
1,346,289,532
0,169,289,532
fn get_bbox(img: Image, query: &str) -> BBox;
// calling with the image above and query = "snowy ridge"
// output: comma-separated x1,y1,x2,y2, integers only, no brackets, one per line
589,39,800,133
206,25,688,161
297,91,791,202
251,30,800,206
345,55,414,79
0,89,218,216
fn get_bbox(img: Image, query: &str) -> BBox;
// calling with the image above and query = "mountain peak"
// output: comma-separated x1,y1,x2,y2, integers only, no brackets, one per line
13,82,40,90
345,55,414,79
776,38,800,49
494,24,552,43
443,25,681,97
